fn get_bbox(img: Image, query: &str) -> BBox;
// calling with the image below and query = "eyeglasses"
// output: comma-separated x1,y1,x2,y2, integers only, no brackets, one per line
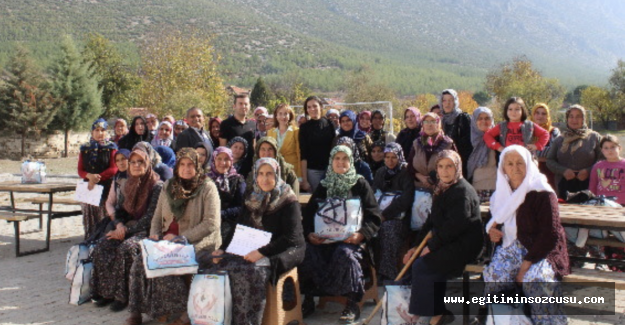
422,120,438,125
129,160,145,166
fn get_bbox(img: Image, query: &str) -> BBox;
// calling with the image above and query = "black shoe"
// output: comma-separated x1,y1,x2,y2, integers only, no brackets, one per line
338,301,360,323
301,295,315,318
94,297,114,307
109,300,127,312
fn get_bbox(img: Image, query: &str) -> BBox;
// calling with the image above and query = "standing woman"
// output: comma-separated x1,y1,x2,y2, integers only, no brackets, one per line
335,110,374,162
125,148,221,325
373,143,414,281
531,103,561,189
210,158,306,325
113,119,129,144
268,103,301,177
118,116,153,150
227,136,251,178
248,136,300,195
395,107,422,160
77,118,118,240
403,150,483,325
467,107,497,202
150,121,174,148
440,89,473,178
208,117,222,149
91,149,163,312
408,113,455,190
370,110,396,145
299,96,336,193
547,104,602,198
300,146,381,323
356,110,372,134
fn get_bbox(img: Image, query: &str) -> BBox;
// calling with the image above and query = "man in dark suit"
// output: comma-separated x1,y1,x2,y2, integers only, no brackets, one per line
172,107,214,152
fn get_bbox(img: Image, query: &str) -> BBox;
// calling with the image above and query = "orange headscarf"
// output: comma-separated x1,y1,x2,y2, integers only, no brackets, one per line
531,103,553,132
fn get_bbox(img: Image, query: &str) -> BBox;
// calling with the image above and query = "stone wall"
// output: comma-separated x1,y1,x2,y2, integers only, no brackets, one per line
0,131,91,160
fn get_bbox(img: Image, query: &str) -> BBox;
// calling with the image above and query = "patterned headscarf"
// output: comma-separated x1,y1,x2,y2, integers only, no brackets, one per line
92,118,108,131
440,89,462,126
467,107,494,180
253,136,296,183
357,110,372,133
207,146,239,192
320,146,363,198
151,121,173,147
81,118,117,170
433,150,463,196
383,142,406,178
561,105,592,154
418,113,452,154
405,107,422,129
335,136,362,163
245,158,297,228
133,141,162,166
166,148,208,219
338,110,366,141
122,149,160,219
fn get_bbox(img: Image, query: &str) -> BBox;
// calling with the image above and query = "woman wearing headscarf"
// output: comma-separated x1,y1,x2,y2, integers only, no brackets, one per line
77,118,118,240
467,107,497,202
407,112,455,190
531,103,561,189
118,116,153,150
210,158,306,325
335,136,374,186
247,136,300,195
194,141,213,172
370,109,396,145
547,104,602,198
113,119,129,144
440,89,473,178
125,148,221,325
133,142,173,181
373,142,414,281
207,146,246,241
208,117,222,148
299,146,381,323
150,121,174,148
335,110,374,163
299,96,336,193
91,149,163,312
227,136,251,178
356,110,372,134
395,107,422,159
173,120,189,139
105,149,131,219
369,140,386,176
484,145,569,325
326,108,340,130
403,150,483,325
154,145,176,169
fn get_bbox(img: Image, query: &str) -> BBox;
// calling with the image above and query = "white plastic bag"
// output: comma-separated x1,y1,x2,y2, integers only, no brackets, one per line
382,285,418,325
411,189,432,230
314,197,362,243
21,160,46,184
486,303,532,325
140,239,198,278
69,259,93,305
65,244,93,281
188,273,232,325
374,191,404,218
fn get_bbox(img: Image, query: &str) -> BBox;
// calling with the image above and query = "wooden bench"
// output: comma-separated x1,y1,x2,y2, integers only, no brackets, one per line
28,196,81,229
0,211,48,257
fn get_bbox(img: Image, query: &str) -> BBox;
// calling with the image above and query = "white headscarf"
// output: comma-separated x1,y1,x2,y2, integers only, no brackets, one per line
486,145,554,248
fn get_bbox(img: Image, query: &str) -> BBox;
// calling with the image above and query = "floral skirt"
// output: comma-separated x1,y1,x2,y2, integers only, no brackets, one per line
80,203,106,240
377,219,407,280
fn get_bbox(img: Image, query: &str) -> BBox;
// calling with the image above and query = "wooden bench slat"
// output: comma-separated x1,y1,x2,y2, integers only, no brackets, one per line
0,212,41,222
586,237,625,248
29,197,80,205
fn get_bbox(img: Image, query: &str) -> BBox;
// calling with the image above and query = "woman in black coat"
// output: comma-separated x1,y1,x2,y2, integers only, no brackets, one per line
403,150,483,325
118,116,153,150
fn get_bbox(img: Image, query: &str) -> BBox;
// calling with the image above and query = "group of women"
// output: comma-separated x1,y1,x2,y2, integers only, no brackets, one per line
76,91,623,325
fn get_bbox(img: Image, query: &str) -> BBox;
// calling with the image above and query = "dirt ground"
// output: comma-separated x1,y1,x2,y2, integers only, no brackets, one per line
0,156,79,175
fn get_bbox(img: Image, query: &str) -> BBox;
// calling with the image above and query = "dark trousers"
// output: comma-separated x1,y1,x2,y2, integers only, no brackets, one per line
409,257,447,317
558,177,589,199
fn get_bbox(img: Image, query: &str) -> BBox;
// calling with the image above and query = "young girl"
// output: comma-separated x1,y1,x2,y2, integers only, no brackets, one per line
590,135,625,205
483,97,550,153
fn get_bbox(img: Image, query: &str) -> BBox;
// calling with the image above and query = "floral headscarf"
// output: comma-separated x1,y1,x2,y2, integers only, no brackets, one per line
320,146,363,198
467,107,494,180
133,141,162,166
207,146,239,192
357,110,372,133
151,121,174,147
338,110,366,141
122,149,160,219
80,118,117,171
166,148,208,219
433,150,463,196
418,112,452,154
335,136,362,162
561,105,592,154
383,142,406,178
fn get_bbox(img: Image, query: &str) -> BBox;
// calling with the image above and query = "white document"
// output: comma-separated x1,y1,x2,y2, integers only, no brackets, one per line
74,181,104,206
226,224,272,257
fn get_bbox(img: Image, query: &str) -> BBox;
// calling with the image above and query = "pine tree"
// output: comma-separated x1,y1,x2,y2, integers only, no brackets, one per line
0,46,58,157
49,36,103,157
250,77,272,108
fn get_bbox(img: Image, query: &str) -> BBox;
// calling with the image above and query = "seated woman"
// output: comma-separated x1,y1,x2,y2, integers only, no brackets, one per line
467,107,497,202
590,135,625,205
369,140,386,176
210,158,306,325
105,149,131,220
335,110,374,163
133,141,173,181
373,143,414,281
403,150,483,325
91,149,163,312
484,145,569,325
194,141,213,172
227,136,251,178
207,146,246,241
125,148,221,325
299,146,381,323
336,136,374,185
151,121,174,148
246,136,300,195
118,116,153,150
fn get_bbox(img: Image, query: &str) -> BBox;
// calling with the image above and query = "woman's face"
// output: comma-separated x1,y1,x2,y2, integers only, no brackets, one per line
532,107,549,125
327,113,339,128
134,119,146,135
91,127,107,142
129,154,148,177
259,142,276,158
210,121,220,138
196,147,207,167
441,94,455,113
306,100,322,120
503,151,527,189
601,141,621,162
431,107,442,117
276,108,290,127
115,154,128,173
332,151,351,175
476,113,493,132
174,125,187,136
372,113,384,130
231,142,245,160
359,114,371,129
158,124,172,140
436,158,456,183
215,153,233,174
115,123,127,136
371,146,384,162
256,164,277,192
507,103,523,122
178,157,197,180
404,111,418,129
339,116,354,132
422,116,439,135
384,152,398,170
265,117,275,130
567,109,584,130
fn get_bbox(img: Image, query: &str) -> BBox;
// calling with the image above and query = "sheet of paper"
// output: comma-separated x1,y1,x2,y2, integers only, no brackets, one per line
74,181,104,206
226,224,272,257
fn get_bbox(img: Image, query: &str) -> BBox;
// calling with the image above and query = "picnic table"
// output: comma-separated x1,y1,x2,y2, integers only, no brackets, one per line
0,181,81,257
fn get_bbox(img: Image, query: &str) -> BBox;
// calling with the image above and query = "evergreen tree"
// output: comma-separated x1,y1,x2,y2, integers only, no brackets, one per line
250,77,272,108
49,36,103,157
0,46,58,157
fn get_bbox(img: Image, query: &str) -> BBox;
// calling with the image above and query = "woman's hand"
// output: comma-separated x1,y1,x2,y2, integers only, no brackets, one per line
308,233,326,245
488,223,503,243
577,169,589,181
526,144,537,151
244,250,264,263
343,232,365,245
420,246,430,257
149,234,159,240
563,169,577,181
415,173,429,185
106,225,126,240
163,234,177,241
86,173,101,184
300,180,311,192
212,249,224,264
515,261,532,283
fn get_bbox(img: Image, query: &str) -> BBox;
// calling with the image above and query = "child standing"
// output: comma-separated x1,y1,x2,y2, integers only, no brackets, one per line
590,135,625,205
